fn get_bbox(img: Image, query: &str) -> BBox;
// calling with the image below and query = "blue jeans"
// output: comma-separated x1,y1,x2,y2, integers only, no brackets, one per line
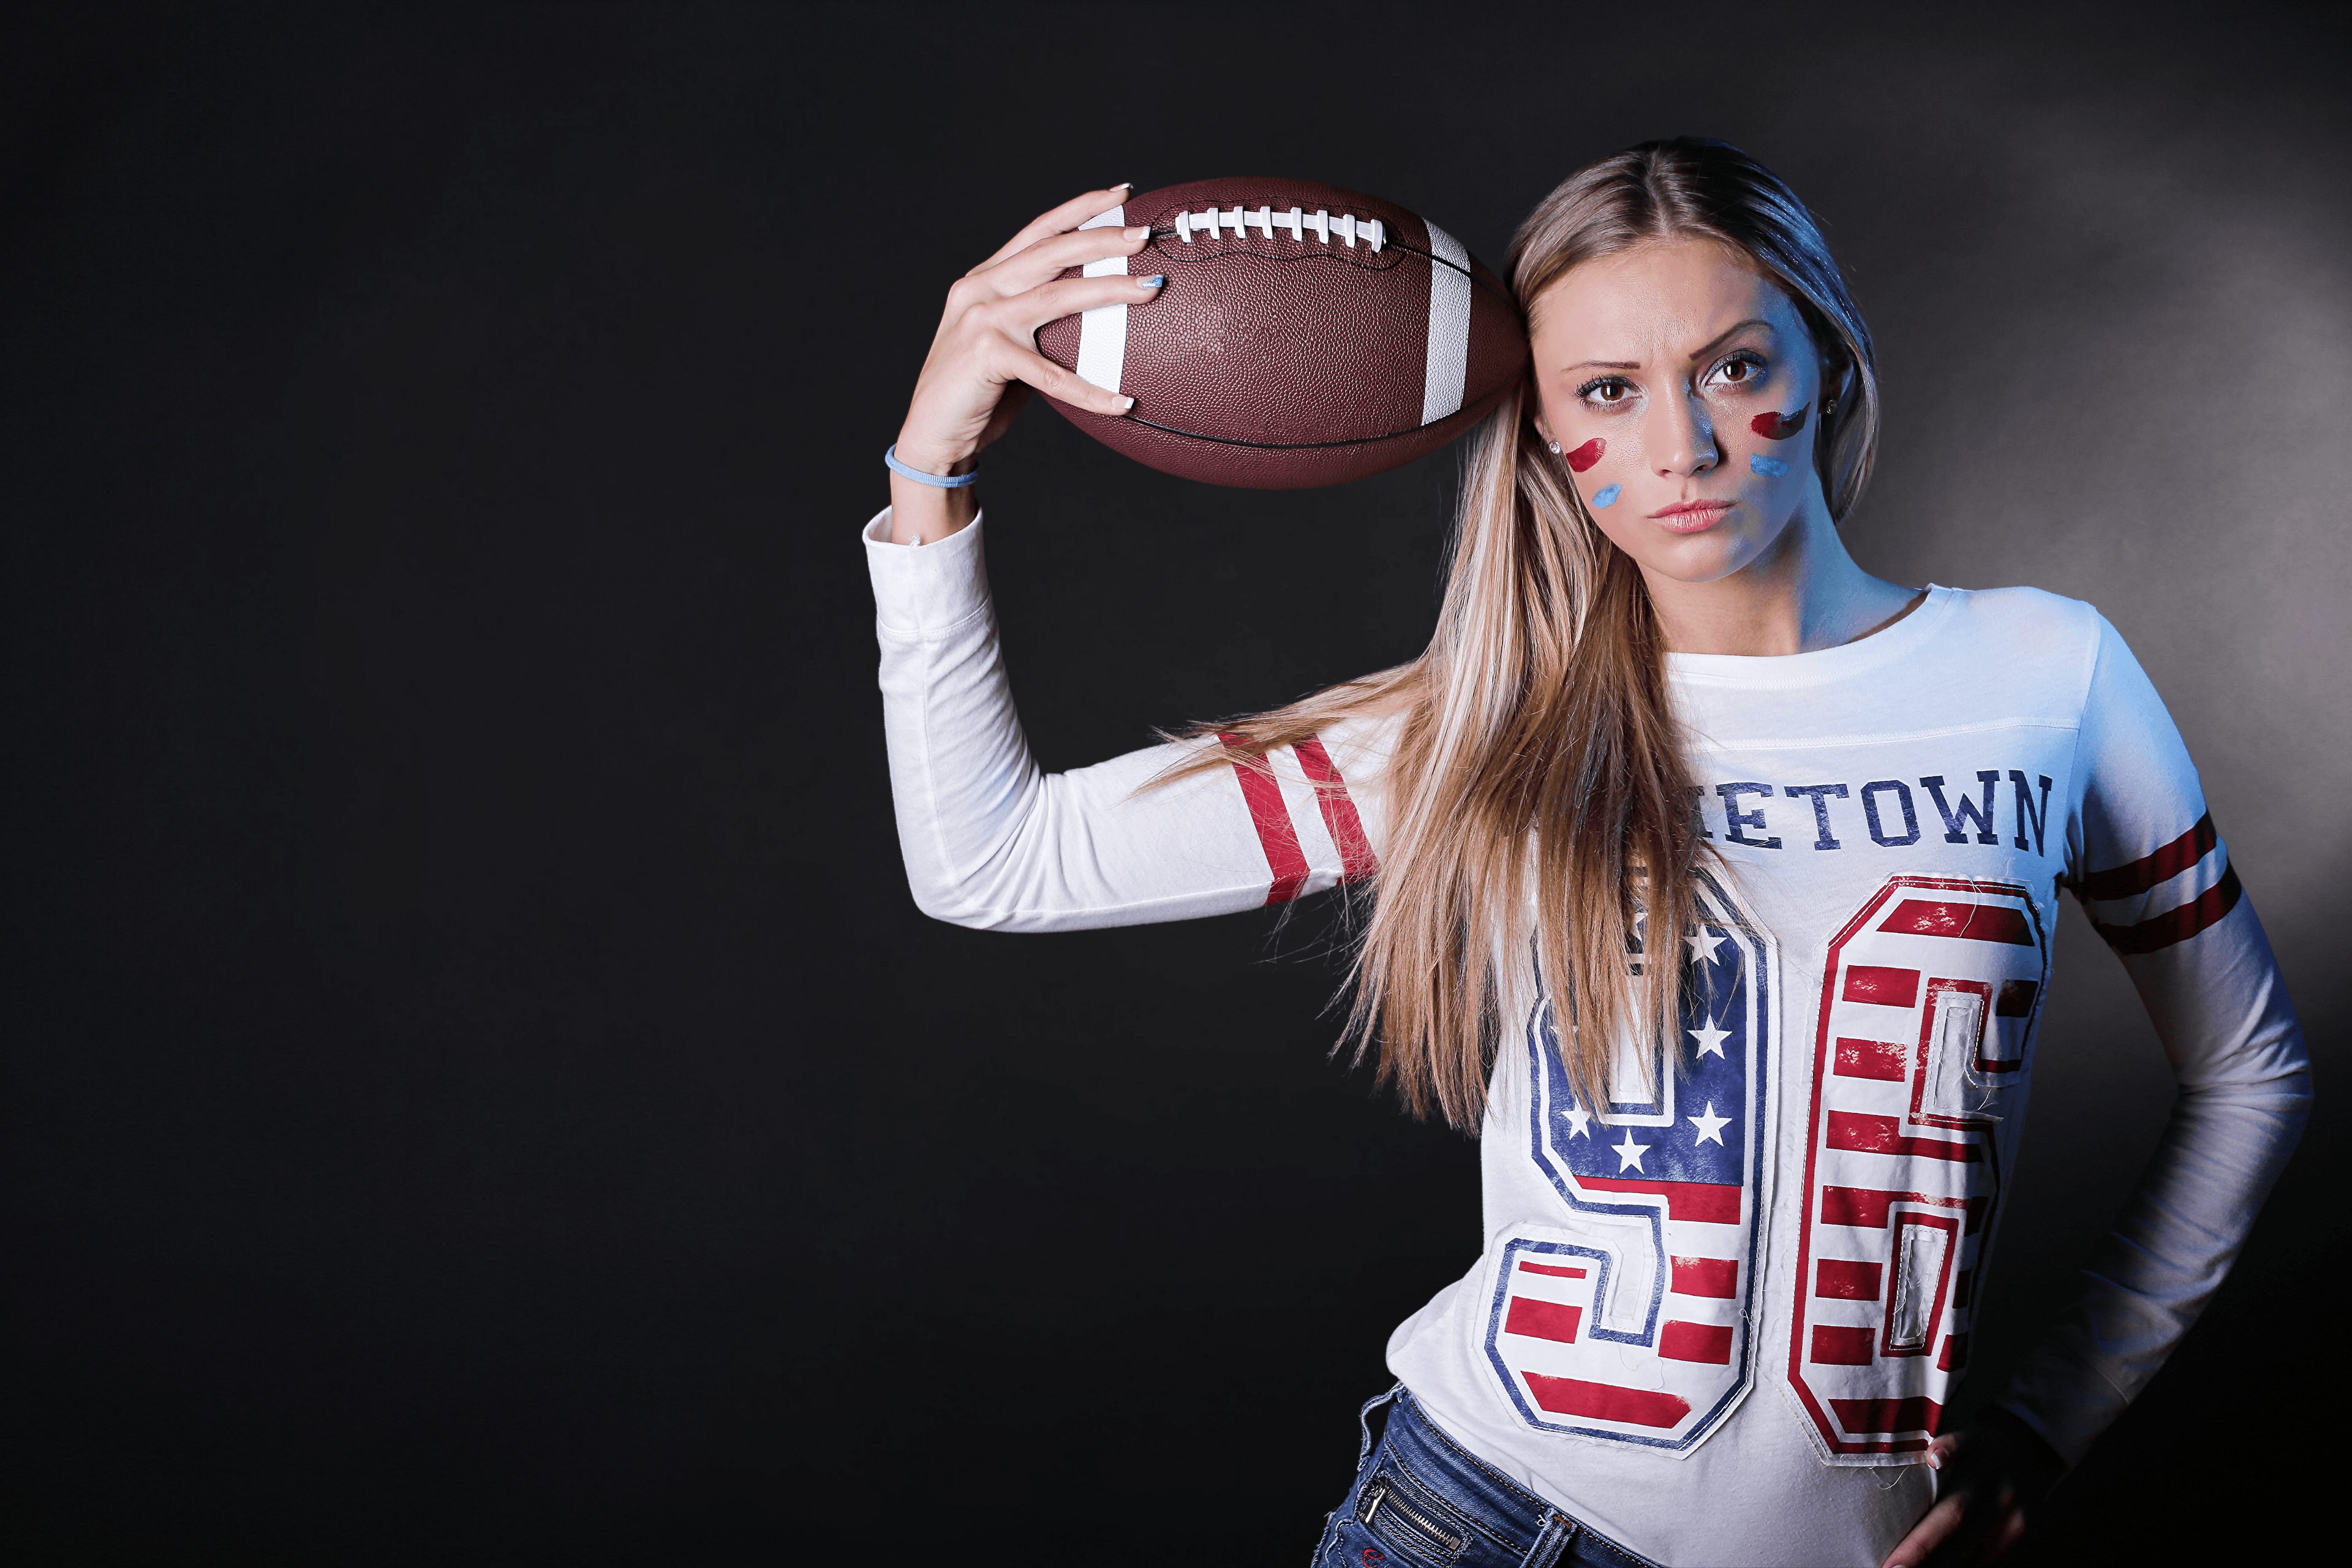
1311,1386,1663,1568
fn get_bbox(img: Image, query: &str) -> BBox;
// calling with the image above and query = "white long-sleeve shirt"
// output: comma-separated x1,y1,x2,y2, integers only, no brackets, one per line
866,509,2308,1568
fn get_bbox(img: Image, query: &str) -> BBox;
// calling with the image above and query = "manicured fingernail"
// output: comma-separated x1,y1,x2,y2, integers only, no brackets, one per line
1139,274,1164,288
1110,181,1133,191
1115,395,1135,412
1126,226,1150,241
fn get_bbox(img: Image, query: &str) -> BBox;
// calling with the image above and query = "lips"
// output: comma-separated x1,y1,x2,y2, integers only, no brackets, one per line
1648,499,1735,533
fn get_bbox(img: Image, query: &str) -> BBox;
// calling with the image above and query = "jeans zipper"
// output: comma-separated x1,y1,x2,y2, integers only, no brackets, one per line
1358,1477,1464,1555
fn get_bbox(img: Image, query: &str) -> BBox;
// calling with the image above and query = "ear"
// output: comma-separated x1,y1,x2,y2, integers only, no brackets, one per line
1528,394,1555,448
1823,355,1855,405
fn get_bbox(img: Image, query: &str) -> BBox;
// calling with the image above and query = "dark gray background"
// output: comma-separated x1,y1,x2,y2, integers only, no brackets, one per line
6,3,2342,1562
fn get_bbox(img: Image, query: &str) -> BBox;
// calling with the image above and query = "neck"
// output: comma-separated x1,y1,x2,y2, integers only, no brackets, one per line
1638,496,1918,657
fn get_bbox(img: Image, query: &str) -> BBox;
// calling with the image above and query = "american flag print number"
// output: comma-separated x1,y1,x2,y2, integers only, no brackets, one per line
1789,875,2048,1456
1490,870,1774,1451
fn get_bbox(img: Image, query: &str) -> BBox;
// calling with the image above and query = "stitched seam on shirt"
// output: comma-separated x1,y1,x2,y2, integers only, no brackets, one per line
875,600,992,642
1684,718,2082,752
2060,615,2105,884
952,880,1317,924
910,630,963,888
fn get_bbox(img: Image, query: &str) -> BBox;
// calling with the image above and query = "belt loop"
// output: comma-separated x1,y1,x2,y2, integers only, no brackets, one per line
1523,1507,1576,1568
1355,1382,1404,1466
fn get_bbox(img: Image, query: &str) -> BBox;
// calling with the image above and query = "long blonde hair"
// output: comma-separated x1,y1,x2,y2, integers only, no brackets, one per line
1167,140,1882,1128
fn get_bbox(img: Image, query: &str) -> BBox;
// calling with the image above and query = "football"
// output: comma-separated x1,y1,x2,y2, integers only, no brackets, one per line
1033,177,1527,489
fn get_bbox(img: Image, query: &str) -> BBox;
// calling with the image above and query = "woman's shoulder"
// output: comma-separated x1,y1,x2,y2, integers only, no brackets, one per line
1932,583,2112,670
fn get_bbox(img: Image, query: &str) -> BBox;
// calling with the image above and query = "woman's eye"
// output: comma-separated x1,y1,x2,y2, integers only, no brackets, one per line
1709,354,1768,390
1578,378,1633,407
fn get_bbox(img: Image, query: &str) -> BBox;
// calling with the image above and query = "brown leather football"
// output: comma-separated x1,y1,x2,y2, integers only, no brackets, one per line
1034,177,1526,489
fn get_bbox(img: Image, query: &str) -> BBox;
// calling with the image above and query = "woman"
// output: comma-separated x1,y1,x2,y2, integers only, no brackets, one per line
864,141,2307,1567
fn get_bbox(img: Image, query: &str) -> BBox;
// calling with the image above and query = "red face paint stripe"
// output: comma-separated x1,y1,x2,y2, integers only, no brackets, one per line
2079,812,2220,900
1565,437,1605,472
1219,734,1309,905
2092,863,2242,955
1750,404,1809,440
1294,735,1378,884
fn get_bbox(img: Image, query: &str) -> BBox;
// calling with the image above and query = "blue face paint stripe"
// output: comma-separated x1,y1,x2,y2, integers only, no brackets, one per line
1749,454,1789,478
1592,483,1621,509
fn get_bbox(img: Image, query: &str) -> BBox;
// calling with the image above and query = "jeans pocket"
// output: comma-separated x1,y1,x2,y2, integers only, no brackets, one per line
1350,1463,1474,1566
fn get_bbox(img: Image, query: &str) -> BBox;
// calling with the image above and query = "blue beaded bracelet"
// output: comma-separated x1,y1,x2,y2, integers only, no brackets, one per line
883,444,981,489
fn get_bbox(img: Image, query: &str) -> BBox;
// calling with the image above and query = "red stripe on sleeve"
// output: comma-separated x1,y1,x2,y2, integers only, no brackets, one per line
1293,736,1378,884
1219,734,1310,906
2093,863,2243,955
2080,812,2218,900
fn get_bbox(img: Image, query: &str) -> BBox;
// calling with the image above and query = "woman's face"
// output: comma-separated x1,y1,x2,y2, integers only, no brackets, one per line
1528,238,1835,586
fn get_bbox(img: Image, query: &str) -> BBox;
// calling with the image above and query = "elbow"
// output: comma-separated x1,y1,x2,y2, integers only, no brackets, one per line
906,873,1008,930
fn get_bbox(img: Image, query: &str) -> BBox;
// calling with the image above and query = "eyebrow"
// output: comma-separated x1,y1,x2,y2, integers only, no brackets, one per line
1556,318,1779,375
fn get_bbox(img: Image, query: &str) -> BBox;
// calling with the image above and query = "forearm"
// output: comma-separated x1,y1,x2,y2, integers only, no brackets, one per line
867,509,1359,930
1995,902,2310,1464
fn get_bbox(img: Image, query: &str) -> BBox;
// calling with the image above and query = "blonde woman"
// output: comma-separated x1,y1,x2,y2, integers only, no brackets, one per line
865,141,2307,1568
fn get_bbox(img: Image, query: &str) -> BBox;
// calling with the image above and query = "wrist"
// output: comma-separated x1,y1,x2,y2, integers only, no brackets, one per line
890,434,977,478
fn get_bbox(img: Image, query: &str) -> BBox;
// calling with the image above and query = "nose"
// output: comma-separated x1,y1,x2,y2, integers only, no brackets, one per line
1653,386,1719,477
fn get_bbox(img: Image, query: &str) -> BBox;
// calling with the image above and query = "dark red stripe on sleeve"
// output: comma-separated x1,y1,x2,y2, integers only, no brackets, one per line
1219,734,1309,906
2081,812,2218,901
2093,863,2243,955
1293,735,1379,884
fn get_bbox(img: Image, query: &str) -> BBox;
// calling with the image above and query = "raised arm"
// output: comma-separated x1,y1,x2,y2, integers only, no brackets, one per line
884,184,1155,545
869,191,1389,931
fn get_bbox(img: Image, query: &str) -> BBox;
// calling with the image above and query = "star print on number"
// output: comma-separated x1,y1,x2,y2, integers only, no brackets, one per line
1687,1101,1729,1147
1687,1018,1730,1058
1613,1130,1650,1172
1686,925,1727,966
1561,1101,1593,1139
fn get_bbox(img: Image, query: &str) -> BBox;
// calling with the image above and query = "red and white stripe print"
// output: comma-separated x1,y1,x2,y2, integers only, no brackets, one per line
1219,733,1378,906
2077,811,2242,955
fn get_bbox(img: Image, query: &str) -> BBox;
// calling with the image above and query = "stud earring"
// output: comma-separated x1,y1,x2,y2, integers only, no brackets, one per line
1823,397,1839,415
1547,440,1561,455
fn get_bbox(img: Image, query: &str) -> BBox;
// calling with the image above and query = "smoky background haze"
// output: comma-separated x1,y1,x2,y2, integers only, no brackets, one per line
6,3,2343,1563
